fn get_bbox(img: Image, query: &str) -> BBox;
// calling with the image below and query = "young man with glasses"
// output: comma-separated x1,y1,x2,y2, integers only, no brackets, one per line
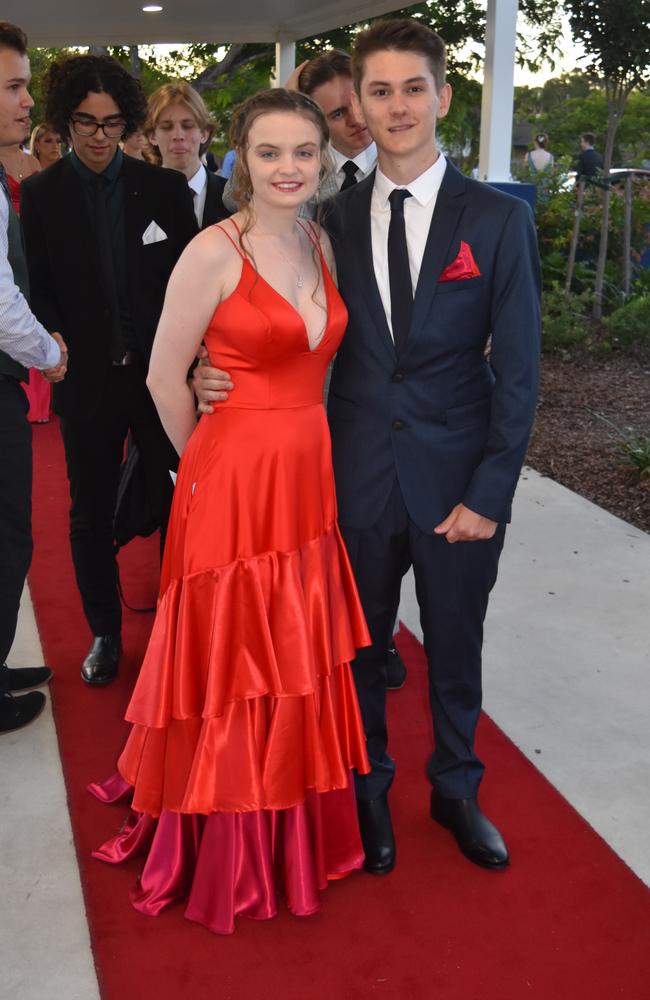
21,55,197,687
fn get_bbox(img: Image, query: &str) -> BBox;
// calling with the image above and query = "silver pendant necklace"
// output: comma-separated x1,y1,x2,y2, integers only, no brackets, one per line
272,229,305,288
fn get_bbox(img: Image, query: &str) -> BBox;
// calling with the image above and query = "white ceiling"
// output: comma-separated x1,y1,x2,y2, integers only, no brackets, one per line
6,0,401,46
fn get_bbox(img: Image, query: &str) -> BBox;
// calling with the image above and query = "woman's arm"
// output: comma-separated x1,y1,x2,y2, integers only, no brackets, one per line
146,226,237,456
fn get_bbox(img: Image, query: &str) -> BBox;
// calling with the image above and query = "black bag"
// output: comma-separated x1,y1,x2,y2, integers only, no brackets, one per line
113,435,159,549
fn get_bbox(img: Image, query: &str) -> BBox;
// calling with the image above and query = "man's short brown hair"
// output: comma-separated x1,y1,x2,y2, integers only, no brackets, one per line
0,21,28,55
298,50,352,96
352,18,446,94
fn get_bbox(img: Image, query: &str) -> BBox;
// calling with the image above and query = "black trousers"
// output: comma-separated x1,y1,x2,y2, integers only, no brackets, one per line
0,378,33,691
59,365,177,637
341,479,505,802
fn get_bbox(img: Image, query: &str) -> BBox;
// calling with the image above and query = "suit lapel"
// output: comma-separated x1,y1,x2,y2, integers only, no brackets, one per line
203,169,217,227
348,173,396,364
409,160,467,338
121,157,144,290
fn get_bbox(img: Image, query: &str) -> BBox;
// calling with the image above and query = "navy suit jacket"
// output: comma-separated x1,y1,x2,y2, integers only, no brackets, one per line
325,160,541,533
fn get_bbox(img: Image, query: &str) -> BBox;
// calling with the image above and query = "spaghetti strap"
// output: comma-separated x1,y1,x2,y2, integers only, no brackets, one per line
297,219,323,257
213,220,245,259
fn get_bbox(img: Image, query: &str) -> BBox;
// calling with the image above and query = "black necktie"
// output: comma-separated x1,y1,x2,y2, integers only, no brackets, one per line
91,174,125,363
340,160,359,191
387,188,413,354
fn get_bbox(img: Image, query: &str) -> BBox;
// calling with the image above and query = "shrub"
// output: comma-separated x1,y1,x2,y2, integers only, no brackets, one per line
541,283,593,350
604,295,650,346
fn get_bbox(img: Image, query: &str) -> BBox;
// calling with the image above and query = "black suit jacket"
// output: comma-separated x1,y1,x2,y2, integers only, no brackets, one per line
20,154,198,418
325,160,541,532
574,147,603,179
201,168,230,229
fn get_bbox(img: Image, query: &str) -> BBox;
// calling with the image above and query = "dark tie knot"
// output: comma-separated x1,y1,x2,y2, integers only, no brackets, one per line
342,160,359,179
388,188,412,212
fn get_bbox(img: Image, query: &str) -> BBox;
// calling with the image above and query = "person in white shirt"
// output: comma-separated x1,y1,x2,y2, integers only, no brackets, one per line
290,50,377,199
0,20,67,734
145,82,229,230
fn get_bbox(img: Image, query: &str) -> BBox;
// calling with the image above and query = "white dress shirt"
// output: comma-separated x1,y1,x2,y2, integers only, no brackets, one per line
0,192,60,370
330,141,377,189
371,153,447,339
187,164,208,227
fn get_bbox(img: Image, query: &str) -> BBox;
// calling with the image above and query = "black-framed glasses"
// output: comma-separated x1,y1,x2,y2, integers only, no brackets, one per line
70,116,127,139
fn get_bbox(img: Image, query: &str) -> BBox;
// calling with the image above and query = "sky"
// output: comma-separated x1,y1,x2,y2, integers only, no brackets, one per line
144,11,587,89
512,14,586,87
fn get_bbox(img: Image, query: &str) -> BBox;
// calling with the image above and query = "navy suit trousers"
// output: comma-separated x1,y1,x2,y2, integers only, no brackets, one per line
342,478,505,801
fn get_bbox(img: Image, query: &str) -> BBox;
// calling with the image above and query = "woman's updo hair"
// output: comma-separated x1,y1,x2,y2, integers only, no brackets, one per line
535,132,548,147
229,88,332,208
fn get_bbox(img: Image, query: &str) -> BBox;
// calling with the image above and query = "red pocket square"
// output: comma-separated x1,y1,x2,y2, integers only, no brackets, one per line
439,241,481,282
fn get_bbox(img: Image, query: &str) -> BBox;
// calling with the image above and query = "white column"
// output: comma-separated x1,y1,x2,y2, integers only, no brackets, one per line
478,0,519,182
273,37,296,87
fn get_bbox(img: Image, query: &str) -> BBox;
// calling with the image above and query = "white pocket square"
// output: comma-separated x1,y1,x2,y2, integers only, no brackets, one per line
142,221,168,245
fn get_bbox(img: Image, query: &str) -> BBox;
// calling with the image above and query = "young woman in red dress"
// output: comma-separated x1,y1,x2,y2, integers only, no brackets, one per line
90,89,370,935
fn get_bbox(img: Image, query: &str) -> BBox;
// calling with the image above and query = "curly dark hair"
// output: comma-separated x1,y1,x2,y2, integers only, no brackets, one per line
43,55,147,139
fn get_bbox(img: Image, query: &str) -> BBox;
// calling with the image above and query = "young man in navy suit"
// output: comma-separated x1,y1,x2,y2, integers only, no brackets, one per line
194,19,540,875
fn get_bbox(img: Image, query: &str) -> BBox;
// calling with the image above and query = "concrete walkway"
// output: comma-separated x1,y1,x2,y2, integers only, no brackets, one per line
1,468,648,1000
0,589,101,1000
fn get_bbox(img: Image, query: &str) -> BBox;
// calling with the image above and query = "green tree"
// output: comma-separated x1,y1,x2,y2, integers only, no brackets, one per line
566,0,650,318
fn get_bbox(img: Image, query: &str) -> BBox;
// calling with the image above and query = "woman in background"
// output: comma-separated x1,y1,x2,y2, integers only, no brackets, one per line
29,123,62,169
526,132,554,173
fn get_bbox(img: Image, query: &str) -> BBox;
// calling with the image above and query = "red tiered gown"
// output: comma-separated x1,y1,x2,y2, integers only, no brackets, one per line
90,222,371,934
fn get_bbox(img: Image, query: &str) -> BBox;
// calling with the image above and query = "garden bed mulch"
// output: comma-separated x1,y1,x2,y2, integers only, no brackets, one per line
526,348,650,534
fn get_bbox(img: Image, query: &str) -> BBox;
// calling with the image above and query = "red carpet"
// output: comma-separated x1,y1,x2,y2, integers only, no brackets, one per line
29,417,650,1000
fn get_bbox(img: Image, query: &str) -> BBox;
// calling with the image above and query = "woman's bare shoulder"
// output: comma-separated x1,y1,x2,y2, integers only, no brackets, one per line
180,215,246,273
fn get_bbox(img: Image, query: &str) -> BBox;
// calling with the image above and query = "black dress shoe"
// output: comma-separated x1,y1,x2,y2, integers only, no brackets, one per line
430,792,509,869
386,646,407,690
357,793,396,875
0,691,46,733
2,664,53,693
81,635,122,686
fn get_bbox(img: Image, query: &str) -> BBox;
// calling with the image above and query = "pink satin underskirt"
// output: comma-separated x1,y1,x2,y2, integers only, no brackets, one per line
89,773,364,935
23,368,51,423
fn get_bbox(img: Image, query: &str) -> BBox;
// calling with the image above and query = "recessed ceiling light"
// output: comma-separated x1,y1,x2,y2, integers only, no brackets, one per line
142,4,163,11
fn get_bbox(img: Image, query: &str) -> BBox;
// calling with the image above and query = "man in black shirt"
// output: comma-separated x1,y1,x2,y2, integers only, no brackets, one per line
21,55,197,686
575,132,604,179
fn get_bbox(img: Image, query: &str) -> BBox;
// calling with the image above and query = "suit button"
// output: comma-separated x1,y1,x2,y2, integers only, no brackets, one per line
392,419,405,430
391,371,404,383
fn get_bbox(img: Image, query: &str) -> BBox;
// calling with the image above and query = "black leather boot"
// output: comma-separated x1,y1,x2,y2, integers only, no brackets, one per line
81,635,122,686
431,791,509,869
357,793,396,875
